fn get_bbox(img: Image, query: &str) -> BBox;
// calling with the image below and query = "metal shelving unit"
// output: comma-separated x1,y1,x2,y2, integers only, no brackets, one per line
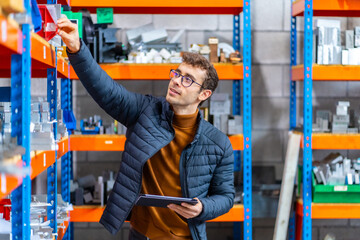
0,0,73,238
1,0,252,239
289,1,360,240
65,0,252,239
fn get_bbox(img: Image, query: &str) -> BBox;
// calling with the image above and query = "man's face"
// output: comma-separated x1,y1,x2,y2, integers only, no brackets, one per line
166,63,211,114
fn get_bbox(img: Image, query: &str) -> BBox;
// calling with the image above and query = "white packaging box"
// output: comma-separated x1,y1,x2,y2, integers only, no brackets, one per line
211,99,229,113
126,24,154,43
220,115,228,134
336,105,348,115
342,50,349,65
315,19,341,29
338,101,350,107
228,115,243,135
317,45,323,64
348,48,360,65
346,30,355,49
355,35,360,48
141,29,168,44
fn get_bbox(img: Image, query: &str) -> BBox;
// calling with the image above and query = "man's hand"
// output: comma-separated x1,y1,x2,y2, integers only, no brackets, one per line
167,198,203,219
57,17,80,53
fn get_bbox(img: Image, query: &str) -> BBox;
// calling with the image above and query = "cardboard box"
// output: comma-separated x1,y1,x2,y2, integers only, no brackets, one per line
208,37,219,63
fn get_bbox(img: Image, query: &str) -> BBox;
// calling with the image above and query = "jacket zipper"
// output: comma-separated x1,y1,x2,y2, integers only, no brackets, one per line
124,133,175,225
180,145,201,240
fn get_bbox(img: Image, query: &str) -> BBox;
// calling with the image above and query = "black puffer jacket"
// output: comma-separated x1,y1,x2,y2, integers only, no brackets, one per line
68,40,235,240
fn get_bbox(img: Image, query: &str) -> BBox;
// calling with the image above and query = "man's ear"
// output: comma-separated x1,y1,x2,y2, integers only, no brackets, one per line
199,89,212,102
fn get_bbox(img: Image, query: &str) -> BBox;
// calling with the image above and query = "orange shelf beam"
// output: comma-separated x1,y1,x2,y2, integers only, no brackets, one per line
70,135,126,151
208,204,244,222
69,0,243,14
292,65,360,81
300,133,360,150
58,137,70,159
292,0,360,17
296,200,360,219
31,33,57,69
70,134,243,151
0,151,56,199
70,63,243,80
70,205,104,222
30,151,56,179
70,204,244,222
229,135,244,151
0,14,22,55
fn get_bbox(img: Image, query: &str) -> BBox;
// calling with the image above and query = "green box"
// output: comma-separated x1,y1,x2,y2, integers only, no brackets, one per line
62,10,83,38
312,174,360,203
298,166,360,203
97,8,113,24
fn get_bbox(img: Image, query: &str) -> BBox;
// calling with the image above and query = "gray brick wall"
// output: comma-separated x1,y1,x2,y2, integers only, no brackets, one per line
24,0,360,239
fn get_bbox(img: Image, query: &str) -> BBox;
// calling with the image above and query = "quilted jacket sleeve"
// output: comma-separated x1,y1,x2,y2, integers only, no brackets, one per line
195,140,235,221
68,39,148,127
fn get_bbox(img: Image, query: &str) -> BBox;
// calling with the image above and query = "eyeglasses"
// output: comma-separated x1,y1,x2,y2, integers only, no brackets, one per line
169,69,203,88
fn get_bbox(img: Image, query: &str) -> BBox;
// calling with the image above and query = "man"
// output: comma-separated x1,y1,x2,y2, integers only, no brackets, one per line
57,17,234,240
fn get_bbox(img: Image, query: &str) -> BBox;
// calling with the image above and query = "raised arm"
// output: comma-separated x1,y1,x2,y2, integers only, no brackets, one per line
57,18,147,126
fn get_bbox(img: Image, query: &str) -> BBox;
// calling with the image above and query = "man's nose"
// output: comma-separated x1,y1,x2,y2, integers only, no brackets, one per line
172,76,182,86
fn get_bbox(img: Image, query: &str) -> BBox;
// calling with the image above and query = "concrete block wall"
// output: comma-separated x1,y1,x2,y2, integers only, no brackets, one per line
22,0,360,239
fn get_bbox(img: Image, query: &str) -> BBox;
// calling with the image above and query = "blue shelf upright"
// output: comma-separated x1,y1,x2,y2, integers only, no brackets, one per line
289,0,313,240
61,77,74,240
10,0,32,238
232,12,242,240
288,2,298,239
242,1,252,239
47,68,58,235
302,0,313,239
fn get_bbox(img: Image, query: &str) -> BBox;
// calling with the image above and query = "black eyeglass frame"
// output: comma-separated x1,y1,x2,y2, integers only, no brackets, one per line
169,69,203,88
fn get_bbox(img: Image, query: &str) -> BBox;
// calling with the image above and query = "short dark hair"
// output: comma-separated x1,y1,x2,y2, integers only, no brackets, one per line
182,52,219,92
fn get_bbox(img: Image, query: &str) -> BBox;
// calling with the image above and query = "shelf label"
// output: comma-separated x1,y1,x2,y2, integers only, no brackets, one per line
1,174,6,193
43,153,46,167
334,186,347,191
63,142,65,151
105,140,113,145
1,21,6,43
63,62,65,72
43,46,46,59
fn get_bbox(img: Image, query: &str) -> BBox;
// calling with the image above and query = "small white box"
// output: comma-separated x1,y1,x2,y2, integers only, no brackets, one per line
336,105,348,115
141,29,168,44
342,50,349,65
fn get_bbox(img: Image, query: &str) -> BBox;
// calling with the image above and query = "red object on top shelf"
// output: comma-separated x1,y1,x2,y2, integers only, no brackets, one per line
0,199,11,221
37,5,58,41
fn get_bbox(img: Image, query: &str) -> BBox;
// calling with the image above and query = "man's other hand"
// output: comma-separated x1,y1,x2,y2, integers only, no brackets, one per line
57,17,80,53
167,198,203,219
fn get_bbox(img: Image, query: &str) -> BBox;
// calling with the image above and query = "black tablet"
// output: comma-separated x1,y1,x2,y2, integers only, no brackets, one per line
135,194,198,208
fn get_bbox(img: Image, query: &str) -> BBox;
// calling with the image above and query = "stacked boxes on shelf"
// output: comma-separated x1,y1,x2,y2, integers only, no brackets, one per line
313,101,359,133
314,19,360,65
